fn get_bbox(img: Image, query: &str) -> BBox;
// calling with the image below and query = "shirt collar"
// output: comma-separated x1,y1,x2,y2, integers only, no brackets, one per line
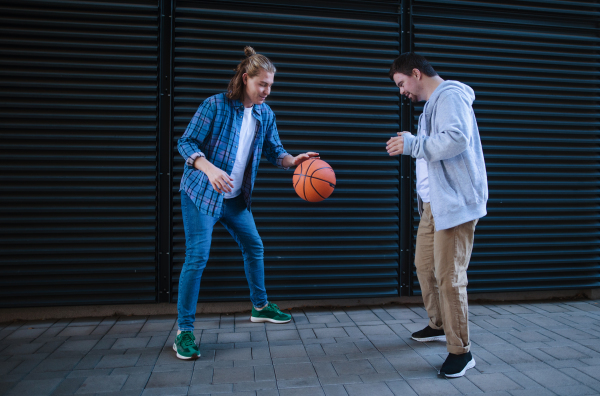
231,97,263,117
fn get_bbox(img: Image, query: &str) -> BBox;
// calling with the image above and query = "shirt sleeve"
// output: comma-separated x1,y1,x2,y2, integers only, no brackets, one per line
262,113,290,169
178,97,216,163
403,92,471,162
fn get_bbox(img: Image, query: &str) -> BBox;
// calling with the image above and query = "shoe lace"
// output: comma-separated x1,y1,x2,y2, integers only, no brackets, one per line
180,332,195,348
268,303,283,314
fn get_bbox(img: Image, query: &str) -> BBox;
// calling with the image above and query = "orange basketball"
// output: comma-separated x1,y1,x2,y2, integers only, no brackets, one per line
293,159,336,202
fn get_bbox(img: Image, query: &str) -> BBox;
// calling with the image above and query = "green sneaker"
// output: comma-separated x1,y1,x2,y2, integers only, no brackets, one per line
251,302,292,324
172,331,200,360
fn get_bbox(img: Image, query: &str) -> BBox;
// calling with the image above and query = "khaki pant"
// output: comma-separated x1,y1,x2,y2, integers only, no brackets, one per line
415,202,477,354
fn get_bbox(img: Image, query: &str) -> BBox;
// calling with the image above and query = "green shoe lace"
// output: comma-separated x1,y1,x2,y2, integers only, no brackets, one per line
179,331,196,348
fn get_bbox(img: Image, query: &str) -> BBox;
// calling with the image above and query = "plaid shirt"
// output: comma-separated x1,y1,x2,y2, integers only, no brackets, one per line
178,93,289,217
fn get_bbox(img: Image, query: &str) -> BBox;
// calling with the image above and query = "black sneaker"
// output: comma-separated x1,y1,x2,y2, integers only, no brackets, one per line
411,325,446,342
439,352,476,378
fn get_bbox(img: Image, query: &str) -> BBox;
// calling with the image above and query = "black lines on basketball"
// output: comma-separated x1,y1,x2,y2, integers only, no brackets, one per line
293,159,336,202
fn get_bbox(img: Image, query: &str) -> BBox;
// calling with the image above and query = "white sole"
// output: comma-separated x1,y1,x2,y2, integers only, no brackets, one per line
441,358,476,378
250,316,291,324
412,335,446,342
172,343,200,360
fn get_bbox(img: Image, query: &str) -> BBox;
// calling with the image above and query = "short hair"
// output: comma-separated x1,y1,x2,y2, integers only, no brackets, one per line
227,46,276,101
388,52,438,81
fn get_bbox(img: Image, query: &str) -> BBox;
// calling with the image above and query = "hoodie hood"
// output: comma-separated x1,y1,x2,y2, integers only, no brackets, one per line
424,80,475,114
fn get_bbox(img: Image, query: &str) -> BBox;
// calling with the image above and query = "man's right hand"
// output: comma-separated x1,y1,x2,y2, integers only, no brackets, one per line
193,156,234,194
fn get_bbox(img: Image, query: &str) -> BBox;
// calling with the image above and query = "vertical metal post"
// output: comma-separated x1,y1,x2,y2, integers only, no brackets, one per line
157,0,173,303
399,0,412,296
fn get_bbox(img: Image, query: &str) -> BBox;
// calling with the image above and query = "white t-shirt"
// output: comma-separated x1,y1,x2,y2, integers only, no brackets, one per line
416,158,430,203
224,107,256,199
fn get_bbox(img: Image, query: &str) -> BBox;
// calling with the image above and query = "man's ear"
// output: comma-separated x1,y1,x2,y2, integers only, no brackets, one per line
242,72,248,84
413,68,421,80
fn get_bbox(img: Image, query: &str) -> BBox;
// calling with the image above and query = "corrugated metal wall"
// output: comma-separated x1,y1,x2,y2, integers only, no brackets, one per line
0,0,160,306
410,0,600,294
171,0,402,302
1,0,598,308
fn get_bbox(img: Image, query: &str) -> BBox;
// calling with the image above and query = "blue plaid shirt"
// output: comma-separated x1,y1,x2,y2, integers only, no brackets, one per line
178,93,290,217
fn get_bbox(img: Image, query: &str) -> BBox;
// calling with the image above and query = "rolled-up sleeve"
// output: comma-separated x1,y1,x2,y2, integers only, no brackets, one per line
178,97,216,163
262,114,290,169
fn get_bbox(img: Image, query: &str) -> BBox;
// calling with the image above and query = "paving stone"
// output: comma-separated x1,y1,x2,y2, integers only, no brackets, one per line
234,357,272,367
111,337,151,350
468,373,524,392
93,338,117,350
212,366,254,383
312,361,337,378
317,375,360,386
75,375,128,394
313,328,348,339
332,360,375,376
254,364,275,381
278,387,324,396
215,348,252,361
569,365,600,383
276,377,320,389
6,328,47,340
367,358,396,374
4,378,62,396
274,363,316,380
96,354,140,369
51,377,87,395
359,372,402,383
322,343,360,356
490,349,541,365
502,371,544,389
322,384,349,396
446,376,483,394
307,315,339,324
272,357,310,368
146,370,193,388
270,344,306,359
266,330,300,342
0,360,21,375
67,368,112,378
232,380,277,392
550,384,598,396
33,357,81,373
344,382,394,396
507,389,558,396
142,386,189,395
406,377,461,395
218,332,251,344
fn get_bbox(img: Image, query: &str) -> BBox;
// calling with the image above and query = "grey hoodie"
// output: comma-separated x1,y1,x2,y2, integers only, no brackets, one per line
402,80,488,231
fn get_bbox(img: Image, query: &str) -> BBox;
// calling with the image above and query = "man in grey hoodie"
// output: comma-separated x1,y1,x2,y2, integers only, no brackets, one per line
386,53,488,378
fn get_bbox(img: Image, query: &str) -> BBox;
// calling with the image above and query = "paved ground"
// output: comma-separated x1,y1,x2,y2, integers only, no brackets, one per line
2,300,600,396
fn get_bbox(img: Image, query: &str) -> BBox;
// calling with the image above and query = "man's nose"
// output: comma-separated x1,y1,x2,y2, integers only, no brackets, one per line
265,86,271,95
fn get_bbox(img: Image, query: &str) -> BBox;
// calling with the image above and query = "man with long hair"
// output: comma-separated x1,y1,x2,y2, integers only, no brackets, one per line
174,46,318,360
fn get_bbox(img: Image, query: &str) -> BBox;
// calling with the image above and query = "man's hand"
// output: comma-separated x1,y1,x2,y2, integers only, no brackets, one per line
283,152,320,168
193,156,234,193
387,132,411,156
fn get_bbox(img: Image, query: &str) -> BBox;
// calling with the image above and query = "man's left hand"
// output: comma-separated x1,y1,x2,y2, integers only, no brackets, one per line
387,132,411,156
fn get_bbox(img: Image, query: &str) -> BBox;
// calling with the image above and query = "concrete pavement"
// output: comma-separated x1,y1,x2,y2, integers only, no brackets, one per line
2,300,600,395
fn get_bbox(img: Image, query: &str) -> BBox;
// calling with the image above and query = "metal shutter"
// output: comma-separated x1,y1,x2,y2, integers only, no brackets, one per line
0,0,160,307
172,0,402,302
410,0,600,294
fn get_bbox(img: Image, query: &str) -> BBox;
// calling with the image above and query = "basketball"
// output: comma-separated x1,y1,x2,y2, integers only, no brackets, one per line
293,159,336,202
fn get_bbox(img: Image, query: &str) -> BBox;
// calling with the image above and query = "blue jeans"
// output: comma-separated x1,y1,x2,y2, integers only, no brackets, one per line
177,191,268,331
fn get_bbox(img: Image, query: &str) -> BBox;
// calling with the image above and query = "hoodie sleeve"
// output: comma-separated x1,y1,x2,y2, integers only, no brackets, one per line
402,91,473,161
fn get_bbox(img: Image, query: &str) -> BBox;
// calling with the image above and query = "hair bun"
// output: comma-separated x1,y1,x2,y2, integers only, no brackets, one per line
244,46,256,57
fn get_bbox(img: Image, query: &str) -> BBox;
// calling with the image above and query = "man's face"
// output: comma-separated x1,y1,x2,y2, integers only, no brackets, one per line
243,69,274,106
393,70,422,102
